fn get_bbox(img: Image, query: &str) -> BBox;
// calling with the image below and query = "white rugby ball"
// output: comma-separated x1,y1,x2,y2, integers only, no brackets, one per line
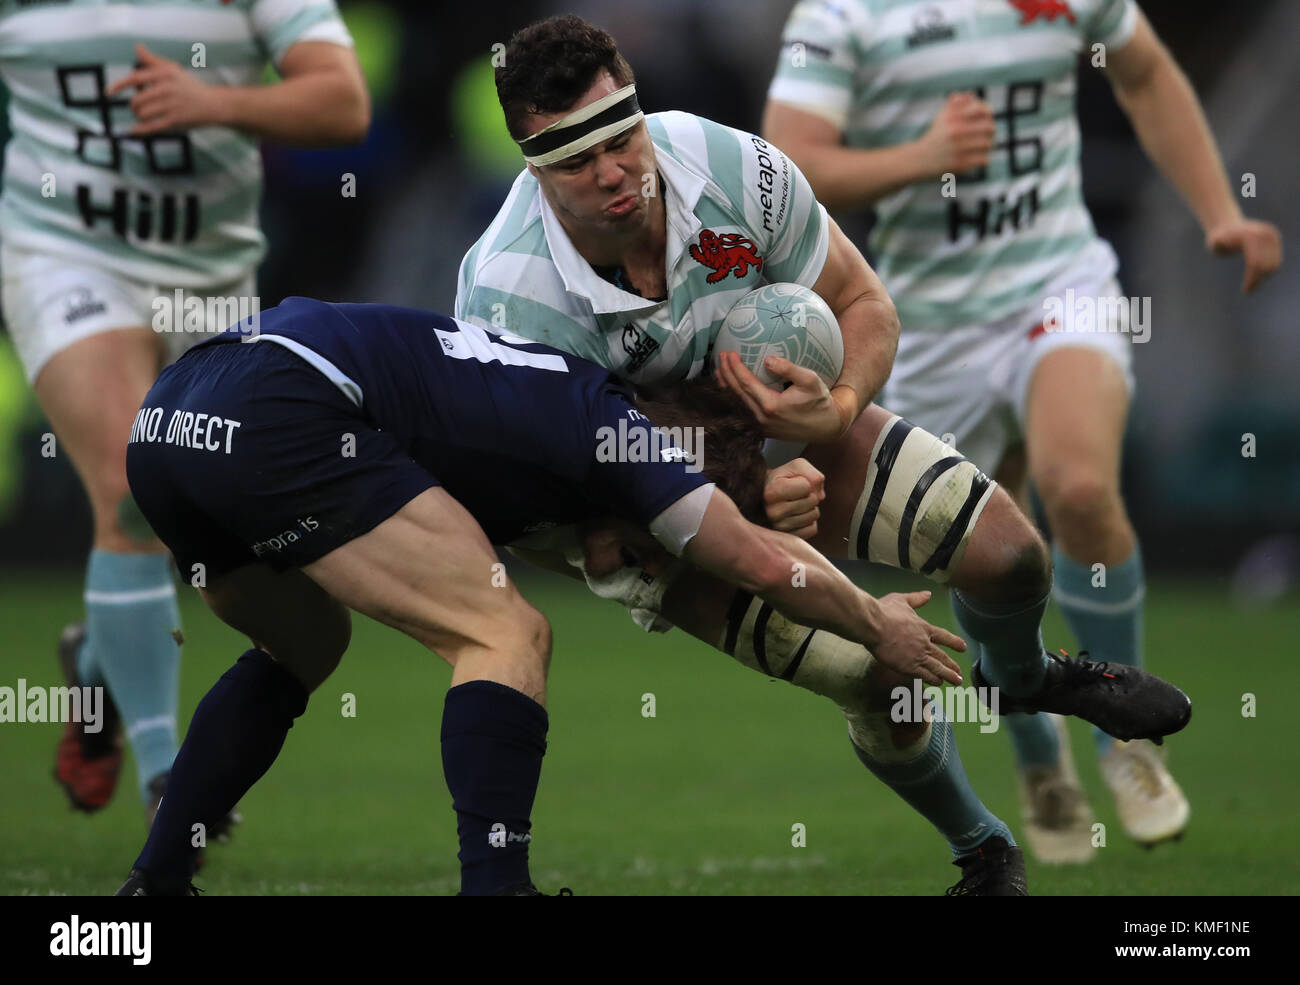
711,283,844,390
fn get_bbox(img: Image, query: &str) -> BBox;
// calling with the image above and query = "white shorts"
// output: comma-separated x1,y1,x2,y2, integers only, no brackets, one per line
2,244,256,383
881,265,1136,475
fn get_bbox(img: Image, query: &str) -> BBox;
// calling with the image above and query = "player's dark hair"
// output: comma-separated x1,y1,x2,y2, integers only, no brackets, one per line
636,380,769,526
496,14,636,142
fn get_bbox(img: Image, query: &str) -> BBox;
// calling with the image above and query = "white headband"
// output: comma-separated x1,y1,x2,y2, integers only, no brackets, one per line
518,84,644,166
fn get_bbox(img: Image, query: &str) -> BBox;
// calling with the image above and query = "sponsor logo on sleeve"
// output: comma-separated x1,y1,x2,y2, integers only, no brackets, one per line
749,136,791,234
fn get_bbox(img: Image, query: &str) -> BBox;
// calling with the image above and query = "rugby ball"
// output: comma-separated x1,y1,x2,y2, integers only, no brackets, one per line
711,283,844,390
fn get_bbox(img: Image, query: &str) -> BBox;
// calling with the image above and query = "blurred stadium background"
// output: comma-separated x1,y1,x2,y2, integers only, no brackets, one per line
1,0,1297,895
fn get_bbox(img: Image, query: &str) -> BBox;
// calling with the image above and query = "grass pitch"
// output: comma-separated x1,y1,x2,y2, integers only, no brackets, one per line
1,567,1296,896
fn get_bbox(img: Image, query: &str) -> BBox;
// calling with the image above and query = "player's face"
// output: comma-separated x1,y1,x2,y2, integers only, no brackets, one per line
525,75,658,237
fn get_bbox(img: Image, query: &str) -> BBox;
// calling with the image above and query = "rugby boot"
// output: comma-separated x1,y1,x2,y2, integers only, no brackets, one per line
1016,714,1097,864
480,882,574,896
114,868,202,896
972,649,1191,743
53,623,124,812
1100,739,1190,847
945,836,1028,896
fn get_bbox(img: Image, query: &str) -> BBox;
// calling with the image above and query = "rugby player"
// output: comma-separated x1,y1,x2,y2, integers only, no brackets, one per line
113,296,1002,896
454,15,1190,879
0,0,368,821
763,0,1281,858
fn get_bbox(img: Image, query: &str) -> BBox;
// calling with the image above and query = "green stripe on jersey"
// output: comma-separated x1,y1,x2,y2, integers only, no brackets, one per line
0,0,352,288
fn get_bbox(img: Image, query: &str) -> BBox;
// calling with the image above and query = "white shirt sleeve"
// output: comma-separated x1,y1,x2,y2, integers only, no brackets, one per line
648,483,716,557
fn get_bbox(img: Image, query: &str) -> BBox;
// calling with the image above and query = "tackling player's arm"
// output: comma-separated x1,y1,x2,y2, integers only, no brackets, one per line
762,94,995,211
1103,10,1281,293
107,40,369,147
681,487,964,686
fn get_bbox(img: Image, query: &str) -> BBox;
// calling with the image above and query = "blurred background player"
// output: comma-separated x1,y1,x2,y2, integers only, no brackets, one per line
0,0,368,824
764,0,1282,860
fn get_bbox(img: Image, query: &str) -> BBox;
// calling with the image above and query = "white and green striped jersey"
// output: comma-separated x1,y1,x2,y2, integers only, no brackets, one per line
768,0,1137,329
455,111,829,388
0,0,352,288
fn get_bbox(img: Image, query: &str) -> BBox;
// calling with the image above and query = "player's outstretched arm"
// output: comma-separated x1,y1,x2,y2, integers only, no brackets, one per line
1104,11,1282,293
107,41,369,147
682,488,964,687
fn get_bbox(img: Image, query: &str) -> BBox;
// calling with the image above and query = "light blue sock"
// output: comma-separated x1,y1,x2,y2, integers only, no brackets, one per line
949,592,1059,769
1052,544,1145,757
852,709,1015,859
80,550,182,803
952,588,1050,697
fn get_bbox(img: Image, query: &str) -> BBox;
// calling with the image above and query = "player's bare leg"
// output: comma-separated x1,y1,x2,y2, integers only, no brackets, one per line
802,403,1188,742
35,327,180,814
649,551,1024,889
1025,347,1134,565
304,487,552,702
978,441,1096,864
315,487,554,893
631,427,1024,880
1025,346,1189,845
123,487,555,896
125,563,349,891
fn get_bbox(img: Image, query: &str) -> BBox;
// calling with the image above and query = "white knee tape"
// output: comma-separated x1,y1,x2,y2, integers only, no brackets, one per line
847,416,997,582
844,707,933,764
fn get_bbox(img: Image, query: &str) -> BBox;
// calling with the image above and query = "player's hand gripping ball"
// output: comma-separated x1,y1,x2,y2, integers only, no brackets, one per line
710,283,845,391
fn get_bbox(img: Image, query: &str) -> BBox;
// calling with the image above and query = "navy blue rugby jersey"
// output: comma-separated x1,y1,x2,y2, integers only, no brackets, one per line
196,297,710,544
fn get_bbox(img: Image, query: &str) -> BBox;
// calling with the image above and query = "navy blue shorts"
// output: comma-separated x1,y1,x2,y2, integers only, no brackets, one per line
126,340,437,581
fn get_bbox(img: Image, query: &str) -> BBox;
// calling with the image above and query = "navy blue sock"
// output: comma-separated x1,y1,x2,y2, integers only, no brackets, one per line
135,649,307,887
441,680,548,896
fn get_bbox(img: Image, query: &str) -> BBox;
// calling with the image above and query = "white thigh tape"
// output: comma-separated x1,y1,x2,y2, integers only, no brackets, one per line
847,416,996,582
719,594,875,707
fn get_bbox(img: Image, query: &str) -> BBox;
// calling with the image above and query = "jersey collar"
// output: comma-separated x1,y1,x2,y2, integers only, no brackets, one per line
538,143,707,315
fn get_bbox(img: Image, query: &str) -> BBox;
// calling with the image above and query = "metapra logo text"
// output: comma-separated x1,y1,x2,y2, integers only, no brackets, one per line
50,916,151,965
0,680,103,732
